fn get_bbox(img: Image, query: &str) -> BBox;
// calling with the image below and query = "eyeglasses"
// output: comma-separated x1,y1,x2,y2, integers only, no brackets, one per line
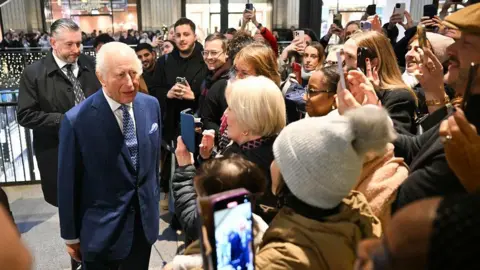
201,50,223,58
305,87,333,98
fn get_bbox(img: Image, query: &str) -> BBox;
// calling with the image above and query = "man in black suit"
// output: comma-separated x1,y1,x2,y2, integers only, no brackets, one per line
17,19,101,207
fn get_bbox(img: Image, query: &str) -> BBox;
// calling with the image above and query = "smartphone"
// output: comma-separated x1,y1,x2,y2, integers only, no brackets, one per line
366,4,377,16
394,3,406,21
462,63,480,117
357,47,370,74
337,51,347,92
417,24,427,50
293,30,305,41
333,13,343,28
199,188,254,270
423,4,437,19
245,3,254,10
176,76,187,86
360,21,372,31
180,108,196,153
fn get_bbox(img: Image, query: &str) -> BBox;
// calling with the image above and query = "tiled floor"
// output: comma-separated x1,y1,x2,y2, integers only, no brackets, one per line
4,184,182,270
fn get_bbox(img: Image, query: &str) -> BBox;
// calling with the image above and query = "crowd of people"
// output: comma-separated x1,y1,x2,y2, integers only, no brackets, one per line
1,1,480,269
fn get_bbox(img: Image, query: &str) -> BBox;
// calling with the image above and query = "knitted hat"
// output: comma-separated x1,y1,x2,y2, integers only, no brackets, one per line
273,106,397,209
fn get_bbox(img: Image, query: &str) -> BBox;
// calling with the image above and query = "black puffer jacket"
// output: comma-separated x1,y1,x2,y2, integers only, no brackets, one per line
172,136,279,242
172,165,199,242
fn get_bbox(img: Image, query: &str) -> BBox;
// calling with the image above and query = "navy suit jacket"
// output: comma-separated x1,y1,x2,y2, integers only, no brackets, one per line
57,90,162,261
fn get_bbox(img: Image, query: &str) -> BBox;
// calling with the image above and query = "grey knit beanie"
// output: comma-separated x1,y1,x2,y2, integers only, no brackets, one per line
273,105,397,209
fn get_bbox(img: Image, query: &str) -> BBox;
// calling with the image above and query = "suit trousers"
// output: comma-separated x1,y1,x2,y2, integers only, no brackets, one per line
82,199,152,270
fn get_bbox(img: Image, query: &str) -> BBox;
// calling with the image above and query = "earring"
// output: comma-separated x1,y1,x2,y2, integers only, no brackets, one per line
332,104,336,110
242,131,249,136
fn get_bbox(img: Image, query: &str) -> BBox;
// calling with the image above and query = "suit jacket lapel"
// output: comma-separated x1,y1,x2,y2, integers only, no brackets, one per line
134,97,147,179
92,90,136,172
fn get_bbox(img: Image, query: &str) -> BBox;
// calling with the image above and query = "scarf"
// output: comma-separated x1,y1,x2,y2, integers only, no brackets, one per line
301,67,315,83
201,61,232,97
240,137,269,151
402,71,419,89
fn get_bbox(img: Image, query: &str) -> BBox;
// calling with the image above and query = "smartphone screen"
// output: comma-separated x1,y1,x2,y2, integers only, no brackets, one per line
213,194,254,270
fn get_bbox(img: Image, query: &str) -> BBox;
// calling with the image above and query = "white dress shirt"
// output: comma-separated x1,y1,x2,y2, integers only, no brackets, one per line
102,89,136,133
52,52,79,78
63,89,136,245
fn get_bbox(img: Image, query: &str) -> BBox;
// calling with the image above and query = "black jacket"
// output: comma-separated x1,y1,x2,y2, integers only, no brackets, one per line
17,52,101,206
155,42,208,141
172,136,278,241
199,79,229,135
392,124,466,213
172,165,200,242
377,88,417,135
393,95,480,213
197,61,231,116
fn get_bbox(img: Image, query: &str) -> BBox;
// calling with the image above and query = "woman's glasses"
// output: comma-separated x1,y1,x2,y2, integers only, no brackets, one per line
305,87,333,98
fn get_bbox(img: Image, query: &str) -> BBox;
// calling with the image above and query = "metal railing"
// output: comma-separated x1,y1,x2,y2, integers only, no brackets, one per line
0,96,38,185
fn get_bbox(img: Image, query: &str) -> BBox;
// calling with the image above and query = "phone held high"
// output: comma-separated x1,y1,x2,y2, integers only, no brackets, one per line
199,188,255,270
417,24,427,50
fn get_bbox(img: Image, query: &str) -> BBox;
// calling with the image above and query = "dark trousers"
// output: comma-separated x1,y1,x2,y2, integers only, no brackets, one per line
82,204,152,270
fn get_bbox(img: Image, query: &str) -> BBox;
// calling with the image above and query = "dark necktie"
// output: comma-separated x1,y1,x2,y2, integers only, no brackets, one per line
121,104,138,169
64,64,85,105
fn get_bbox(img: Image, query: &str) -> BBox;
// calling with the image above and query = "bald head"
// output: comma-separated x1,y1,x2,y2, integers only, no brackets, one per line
95,42,143,104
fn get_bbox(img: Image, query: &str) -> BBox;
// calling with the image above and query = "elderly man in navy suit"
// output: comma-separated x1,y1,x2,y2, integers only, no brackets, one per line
57,41,161,269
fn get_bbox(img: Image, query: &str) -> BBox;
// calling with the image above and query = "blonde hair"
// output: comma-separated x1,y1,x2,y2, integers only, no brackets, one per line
350,31,414,96
234,43,281,86
227,76,286,137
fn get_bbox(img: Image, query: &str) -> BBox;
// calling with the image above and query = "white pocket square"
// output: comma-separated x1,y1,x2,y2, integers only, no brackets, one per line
149,123,158,134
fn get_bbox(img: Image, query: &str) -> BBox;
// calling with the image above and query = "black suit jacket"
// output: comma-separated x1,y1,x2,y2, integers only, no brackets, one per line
17,52,101,206
392,123,466,213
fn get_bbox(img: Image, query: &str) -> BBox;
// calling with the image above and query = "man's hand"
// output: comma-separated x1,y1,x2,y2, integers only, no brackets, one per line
439,108,480,193
167,84,184,99
242,9,253,27
178,80,195,100
66,243,82,262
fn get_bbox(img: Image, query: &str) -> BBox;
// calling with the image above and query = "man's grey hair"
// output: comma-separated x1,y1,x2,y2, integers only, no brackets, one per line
50,19,80,37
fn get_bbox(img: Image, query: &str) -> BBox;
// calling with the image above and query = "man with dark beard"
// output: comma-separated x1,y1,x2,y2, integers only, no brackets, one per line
156,17,207,142
135,43,161,96
391,3,480,213
155,18,207,214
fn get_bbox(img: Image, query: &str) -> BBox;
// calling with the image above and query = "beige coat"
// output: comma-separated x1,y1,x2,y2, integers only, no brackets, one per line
255,191,381,270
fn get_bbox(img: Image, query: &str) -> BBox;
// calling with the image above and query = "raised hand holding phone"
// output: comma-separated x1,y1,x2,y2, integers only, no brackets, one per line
175,136,194,167
199,130,216,160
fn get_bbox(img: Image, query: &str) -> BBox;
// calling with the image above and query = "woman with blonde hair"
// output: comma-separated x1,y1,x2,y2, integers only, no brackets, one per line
343,30,418,135
176,76,286,227
233,42,281,86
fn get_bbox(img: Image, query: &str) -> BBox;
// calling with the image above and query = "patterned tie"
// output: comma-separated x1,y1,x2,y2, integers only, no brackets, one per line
120,104,138,169
64,64,86,105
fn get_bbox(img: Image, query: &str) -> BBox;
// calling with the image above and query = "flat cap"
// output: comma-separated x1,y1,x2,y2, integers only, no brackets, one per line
444,3,480,34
